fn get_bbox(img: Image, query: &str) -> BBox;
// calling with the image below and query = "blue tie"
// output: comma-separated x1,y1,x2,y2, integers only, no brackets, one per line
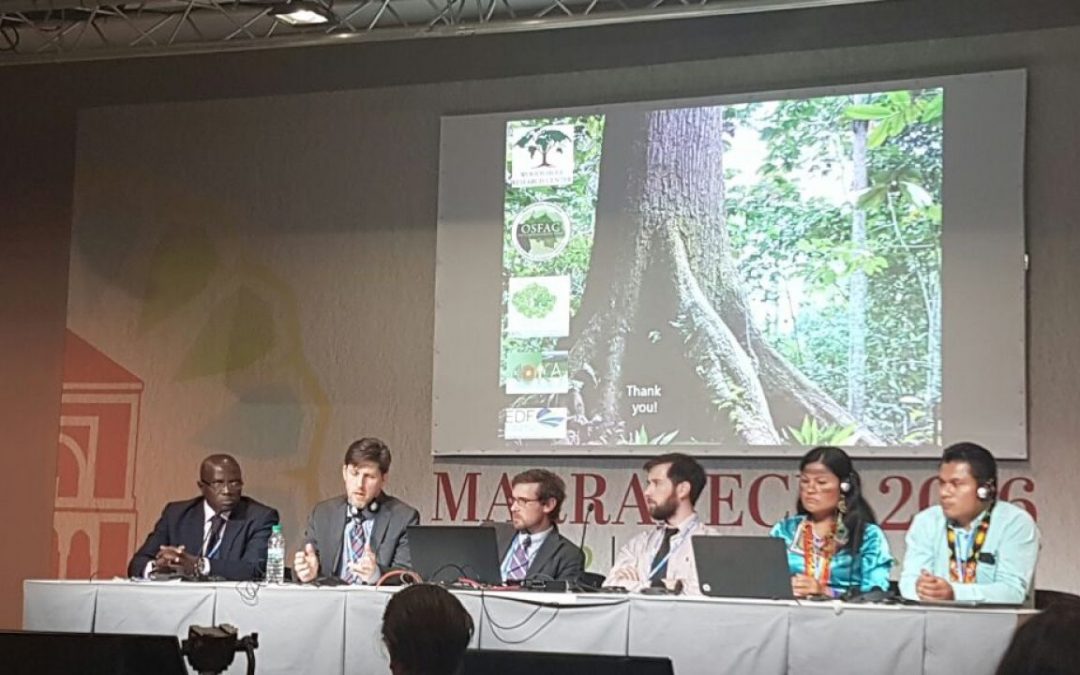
205,515,225,559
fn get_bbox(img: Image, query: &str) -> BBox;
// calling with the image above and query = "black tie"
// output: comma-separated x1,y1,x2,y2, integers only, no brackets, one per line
649,527,680,584
205,515,226,559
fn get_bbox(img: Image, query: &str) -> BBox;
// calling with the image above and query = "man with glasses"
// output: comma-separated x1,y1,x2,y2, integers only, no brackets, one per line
128,454,279,580
293,437,419,584
496,469,584,584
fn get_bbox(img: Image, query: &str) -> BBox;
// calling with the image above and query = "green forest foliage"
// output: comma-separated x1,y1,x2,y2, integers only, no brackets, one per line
726,89,943,444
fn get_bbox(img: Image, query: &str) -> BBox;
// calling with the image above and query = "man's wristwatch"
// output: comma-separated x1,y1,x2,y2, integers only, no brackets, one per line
197,556,211,577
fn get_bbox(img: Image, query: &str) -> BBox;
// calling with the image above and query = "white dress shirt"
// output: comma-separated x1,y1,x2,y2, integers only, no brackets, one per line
603,513,717,595
142,501,229,578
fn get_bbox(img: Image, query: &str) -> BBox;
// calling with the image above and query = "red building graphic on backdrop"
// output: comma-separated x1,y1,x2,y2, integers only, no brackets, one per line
53,329,142,579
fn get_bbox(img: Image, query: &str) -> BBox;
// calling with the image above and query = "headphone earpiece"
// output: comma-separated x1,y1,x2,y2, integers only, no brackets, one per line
349,497,381,520
976,481,996,501
839,479,852,494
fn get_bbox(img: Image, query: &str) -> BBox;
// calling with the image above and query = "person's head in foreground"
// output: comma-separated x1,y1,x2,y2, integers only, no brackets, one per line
382,584,474,675
995,596,1080,675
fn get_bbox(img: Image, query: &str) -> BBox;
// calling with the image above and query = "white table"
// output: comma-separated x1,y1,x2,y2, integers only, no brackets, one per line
23,580,1030,675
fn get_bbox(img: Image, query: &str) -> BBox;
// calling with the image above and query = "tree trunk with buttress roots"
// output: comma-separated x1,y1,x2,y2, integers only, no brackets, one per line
567,105,881,445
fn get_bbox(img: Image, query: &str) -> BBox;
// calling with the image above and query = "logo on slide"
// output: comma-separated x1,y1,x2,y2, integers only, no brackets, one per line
509,123,575,188
506,275,571,338
505,350,569,395
511,203,572,262
503,407,568,440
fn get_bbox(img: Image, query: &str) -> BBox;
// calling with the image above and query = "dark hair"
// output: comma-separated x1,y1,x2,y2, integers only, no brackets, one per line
344,437,391,474
941,441,998,488
381,584,475,675
797,446,879,562
512,469,566,522
995,596,1080,675
644,453,707,506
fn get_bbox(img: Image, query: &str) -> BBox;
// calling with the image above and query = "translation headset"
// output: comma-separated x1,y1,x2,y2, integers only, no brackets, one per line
976,479,997,502
348,495,382,520
839,477,853,494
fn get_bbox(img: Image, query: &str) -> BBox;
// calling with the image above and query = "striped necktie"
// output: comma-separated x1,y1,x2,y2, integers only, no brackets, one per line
345,516,367,584
507,535,532,581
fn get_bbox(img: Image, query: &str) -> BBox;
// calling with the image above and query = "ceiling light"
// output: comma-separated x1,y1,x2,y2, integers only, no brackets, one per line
271,1,330,26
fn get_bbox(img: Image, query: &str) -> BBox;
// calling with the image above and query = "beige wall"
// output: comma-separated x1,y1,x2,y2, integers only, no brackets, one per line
3,2,1080,628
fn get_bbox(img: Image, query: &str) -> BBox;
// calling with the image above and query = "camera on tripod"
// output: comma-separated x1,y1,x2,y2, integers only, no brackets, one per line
182,624,259,675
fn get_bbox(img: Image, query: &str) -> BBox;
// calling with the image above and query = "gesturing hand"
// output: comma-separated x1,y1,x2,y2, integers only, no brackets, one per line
347,543,378,583
294,543,320,583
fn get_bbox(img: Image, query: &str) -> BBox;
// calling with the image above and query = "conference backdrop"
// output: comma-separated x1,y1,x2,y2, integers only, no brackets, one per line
52,73,1043,586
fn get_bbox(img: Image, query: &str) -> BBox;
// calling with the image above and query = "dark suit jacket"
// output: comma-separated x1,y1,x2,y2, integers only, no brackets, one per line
303,494,419,578
127,496,280,581
495,522,585,583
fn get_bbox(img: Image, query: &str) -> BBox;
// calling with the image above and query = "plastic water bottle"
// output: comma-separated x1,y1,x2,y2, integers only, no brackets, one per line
266,525,285,585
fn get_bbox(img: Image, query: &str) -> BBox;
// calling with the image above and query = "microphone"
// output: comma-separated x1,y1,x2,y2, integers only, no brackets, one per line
579,502,595,552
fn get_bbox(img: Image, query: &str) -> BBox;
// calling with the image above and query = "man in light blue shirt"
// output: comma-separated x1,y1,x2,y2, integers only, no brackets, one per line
900,442,1039,605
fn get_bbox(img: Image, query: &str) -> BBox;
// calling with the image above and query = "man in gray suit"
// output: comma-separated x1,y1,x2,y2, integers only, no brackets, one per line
293,438,419,584
496,469,584,584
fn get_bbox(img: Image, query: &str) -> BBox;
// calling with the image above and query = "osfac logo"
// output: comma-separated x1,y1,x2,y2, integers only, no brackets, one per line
511,203,572,262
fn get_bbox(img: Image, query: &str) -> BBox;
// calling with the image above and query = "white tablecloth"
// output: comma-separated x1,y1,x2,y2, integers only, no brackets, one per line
23,580,1030,675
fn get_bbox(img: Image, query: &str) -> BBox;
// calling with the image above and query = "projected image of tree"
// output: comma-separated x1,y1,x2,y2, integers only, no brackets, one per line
502,90,942,448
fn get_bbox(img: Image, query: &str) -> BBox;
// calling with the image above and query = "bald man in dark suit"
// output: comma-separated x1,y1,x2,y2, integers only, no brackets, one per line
128,454,279,581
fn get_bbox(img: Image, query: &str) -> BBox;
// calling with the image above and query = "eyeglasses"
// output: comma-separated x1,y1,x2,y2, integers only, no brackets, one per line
201,479,244,491
511,497,544,507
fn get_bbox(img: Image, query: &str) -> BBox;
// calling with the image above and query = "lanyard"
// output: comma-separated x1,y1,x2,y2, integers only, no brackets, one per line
646,518,699,580
947,511,991,584
954,529,974,562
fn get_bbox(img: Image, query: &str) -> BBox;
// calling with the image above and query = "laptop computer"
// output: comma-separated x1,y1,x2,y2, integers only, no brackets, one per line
692,535,795,600
407,525,504,585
